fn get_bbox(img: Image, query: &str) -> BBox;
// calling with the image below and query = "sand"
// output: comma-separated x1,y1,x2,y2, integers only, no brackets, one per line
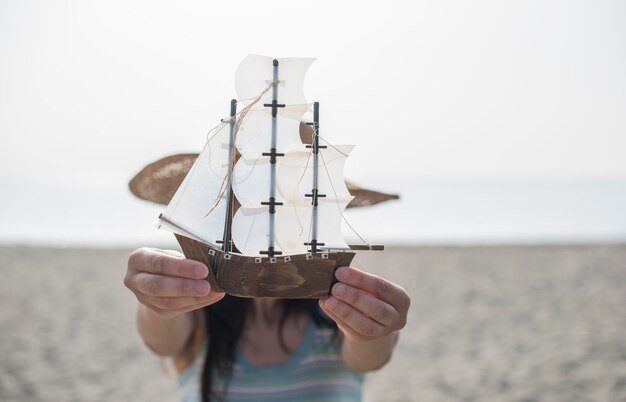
1,245,626,401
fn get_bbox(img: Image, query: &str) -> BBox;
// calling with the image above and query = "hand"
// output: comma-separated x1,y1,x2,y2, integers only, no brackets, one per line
320,266,410,343
124,247,225,319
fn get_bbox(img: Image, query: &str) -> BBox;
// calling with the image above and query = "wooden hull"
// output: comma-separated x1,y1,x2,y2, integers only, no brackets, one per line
175,235,355,298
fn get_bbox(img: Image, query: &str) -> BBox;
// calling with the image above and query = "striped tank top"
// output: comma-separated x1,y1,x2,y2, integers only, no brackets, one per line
179,319,364,401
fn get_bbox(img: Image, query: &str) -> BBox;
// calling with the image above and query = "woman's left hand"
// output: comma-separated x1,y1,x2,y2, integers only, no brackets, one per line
319,266,410,343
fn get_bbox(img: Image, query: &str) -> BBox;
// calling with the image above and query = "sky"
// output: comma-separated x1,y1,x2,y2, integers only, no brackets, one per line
1,0,625,246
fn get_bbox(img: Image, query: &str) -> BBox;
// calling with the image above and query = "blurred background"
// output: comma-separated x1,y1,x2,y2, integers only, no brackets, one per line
1,1,625,401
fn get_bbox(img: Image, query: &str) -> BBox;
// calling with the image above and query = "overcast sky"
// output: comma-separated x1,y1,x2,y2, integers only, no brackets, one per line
1,0,625,245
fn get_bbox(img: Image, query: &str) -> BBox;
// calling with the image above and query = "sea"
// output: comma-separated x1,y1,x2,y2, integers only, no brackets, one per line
1,180,625,248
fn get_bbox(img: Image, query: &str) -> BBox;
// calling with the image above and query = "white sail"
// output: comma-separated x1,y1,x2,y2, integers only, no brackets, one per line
235,55,315,106
232,156,279,207
275,199,354,252
159,125,230,246
232,199,353,256
277,145,354,202
235,103,310,158
231,206,275,256
232,150,313,208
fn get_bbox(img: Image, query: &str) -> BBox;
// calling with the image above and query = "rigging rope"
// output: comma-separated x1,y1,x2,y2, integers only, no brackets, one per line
317,131,370,248
202,81,275,218
318,144,370,247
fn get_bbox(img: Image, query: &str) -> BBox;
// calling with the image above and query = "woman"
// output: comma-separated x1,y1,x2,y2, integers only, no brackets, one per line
124,247,410,401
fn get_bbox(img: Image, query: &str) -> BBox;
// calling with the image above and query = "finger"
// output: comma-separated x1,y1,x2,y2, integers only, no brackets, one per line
331,283,397,326
166,292,226,314
134,272,211,297
151,294,225,318
335,266,410,311
176,293,225,312
129,248,208,279
320,296,384,338
319,299,375,342
142,293,224,310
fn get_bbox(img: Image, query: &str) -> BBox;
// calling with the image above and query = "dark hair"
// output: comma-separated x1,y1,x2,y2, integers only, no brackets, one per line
200,295,337,402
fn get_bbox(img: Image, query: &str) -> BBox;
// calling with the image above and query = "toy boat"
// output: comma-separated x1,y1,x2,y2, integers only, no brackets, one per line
154,55,390,298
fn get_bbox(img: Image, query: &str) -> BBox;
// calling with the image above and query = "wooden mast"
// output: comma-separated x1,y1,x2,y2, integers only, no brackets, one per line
260,59,285,258
305,102,327,253
219,99,237,253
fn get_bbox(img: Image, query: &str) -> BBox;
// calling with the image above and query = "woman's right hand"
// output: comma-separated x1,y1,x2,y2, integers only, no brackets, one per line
124,247,225,319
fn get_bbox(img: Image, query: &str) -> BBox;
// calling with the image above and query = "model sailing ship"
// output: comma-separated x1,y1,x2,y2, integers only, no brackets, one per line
133,55,398,299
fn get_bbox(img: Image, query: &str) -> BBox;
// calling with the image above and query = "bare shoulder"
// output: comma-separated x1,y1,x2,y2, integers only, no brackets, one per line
173,310,207,373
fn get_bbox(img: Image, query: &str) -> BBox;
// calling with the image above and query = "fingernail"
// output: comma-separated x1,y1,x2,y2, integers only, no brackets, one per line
335,266,349,281
326,296,338,309
194,264,208,278
209,292,224,302
332,283,347,297
195,280,210,295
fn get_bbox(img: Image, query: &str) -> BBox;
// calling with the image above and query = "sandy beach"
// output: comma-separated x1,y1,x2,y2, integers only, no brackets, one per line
1,244,626,401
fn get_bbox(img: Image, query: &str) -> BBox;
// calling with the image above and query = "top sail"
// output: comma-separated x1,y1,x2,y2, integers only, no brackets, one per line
235,55,315,106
